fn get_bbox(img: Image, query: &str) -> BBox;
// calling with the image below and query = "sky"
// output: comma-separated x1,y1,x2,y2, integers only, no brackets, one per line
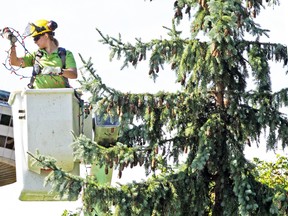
0,0,288,215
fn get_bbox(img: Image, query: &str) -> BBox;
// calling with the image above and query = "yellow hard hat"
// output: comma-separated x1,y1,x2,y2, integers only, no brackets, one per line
30,19,57,37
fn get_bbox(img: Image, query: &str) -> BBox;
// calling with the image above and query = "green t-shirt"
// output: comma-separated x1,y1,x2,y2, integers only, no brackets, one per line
23,48,77,89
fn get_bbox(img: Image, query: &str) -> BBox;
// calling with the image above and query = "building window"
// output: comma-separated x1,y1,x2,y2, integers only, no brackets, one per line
0,136,14,150
0,135,6,148
0,114,11,126
6,137,14,150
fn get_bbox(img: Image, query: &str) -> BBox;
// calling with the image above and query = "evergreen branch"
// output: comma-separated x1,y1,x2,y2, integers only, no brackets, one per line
27,151,83,201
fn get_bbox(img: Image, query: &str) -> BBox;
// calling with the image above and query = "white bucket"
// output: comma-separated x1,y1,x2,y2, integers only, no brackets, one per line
9,88,90,201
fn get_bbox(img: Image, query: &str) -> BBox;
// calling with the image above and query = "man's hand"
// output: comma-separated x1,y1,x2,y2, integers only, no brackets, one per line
1,27,17,46
41,66,63,75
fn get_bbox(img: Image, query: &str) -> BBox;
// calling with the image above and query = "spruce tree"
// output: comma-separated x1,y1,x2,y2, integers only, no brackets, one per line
36,0,288,215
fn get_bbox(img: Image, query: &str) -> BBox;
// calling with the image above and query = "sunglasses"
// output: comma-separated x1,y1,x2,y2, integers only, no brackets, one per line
33,33,44,42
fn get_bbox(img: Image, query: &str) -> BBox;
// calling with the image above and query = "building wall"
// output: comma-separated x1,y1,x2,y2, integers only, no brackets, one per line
0,90,16,186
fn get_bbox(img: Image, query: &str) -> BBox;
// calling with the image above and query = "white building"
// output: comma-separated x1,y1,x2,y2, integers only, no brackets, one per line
0,90,16,186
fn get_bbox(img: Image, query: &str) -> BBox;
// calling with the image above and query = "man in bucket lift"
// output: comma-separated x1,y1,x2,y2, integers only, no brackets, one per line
7,19,77,89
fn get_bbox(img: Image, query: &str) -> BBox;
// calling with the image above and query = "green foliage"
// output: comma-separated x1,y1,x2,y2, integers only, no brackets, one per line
33,1,288,215
61,209,81,216
254,155,288,191
253,155,288,215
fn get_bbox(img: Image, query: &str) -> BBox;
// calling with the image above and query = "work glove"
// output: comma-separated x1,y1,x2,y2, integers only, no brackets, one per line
1,27,17,46
32,64,41,76
41,66,63,75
